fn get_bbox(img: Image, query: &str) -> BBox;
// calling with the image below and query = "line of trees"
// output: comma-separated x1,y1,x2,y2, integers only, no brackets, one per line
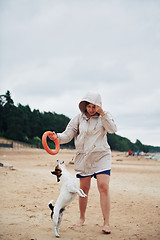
0,91,159,152
107,133,149,152
0,91,73,148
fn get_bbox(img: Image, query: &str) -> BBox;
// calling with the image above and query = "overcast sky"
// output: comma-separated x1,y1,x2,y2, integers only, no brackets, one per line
1,0,160,146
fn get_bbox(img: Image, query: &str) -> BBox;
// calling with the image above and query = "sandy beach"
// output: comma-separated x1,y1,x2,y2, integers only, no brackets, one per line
0,148,160,240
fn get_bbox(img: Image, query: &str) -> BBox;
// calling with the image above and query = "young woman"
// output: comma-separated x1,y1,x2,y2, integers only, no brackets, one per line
53,92,117,234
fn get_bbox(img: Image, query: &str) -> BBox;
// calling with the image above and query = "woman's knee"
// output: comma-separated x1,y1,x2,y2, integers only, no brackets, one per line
80,177,91,194
98,182,109,194
82,186,90,194
97,175,110,194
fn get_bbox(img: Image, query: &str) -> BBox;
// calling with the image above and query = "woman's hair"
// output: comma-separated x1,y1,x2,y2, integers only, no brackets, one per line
84,101,90,111
85,101,90,106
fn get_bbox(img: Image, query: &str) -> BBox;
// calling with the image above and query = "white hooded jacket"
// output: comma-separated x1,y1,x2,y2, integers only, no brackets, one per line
57,92,117,175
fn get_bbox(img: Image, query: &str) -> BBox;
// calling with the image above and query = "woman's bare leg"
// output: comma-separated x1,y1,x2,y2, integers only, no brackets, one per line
96,174,111,233
76,176,91,226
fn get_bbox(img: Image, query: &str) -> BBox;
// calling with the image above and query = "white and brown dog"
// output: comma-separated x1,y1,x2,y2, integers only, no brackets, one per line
48,160,87,238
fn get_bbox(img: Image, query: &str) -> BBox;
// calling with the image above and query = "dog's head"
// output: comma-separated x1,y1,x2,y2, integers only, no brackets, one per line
51,160,65,182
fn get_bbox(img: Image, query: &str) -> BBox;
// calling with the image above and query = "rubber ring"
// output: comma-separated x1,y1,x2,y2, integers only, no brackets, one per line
42,131,60,155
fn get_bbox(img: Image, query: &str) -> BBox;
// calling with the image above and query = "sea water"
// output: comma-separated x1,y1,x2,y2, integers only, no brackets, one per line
145,153,160,162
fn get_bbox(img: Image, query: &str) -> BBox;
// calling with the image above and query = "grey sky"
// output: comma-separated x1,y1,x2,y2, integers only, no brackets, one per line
1,0,160,146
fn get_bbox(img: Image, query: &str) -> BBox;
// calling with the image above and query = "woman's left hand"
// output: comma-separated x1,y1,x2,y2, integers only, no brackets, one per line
95,105,105,116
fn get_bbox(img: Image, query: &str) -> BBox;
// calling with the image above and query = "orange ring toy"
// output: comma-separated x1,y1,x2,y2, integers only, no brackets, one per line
42,131,60,155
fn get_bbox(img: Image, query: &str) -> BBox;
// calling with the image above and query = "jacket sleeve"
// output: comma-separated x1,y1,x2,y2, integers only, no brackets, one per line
57,114,79,144
101,112,117,133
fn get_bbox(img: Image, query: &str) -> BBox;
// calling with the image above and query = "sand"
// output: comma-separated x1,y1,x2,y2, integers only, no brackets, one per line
0,148,160,240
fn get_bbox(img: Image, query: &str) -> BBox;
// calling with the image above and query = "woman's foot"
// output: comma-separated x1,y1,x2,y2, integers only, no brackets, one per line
102,225,111,234
73,219,85,227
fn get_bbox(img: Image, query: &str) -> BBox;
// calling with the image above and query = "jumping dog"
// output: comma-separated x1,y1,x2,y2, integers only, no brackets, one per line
48,160,87,238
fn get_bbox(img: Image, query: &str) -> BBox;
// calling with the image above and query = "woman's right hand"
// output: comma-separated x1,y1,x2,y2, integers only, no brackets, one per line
49,131,57,141
95,105,105,116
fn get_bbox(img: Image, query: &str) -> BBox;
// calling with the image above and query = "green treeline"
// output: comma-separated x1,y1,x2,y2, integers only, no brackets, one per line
0,91,159,152
107,133,149,152
0,91,73,148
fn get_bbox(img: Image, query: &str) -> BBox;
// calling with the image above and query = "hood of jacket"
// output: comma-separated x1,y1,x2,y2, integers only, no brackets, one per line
79,92,102,113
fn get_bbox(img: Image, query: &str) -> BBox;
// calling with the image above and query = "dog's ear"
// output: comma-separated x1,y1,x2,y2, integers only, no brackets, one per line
57,176,61,182
51,171,62,182
51,171,56,175
51,168,61,175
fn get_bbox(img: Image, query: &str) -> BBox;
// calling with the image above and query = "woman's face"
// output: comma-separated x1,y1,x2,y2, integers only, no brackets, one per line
86,103,96,116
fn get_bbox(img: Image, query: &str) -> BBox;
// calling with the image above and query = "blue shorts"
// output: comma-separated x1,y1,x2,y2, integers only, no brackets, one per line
76,169,111,179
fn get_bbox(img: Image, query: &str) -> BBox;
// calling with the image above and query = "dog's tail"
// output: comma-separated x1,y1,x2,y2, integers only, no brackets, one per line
48,200,54,210
48,200,54,219
48,200,65,220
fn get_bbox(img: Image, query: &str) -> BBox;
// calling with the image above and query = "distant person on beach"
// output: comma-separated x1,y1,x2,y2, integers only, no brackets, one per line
128,150,132,156
52,92,117,234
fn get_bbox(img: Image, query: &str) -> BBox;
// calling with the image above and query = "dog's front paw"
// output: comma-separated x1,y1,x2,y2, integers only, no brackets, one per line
79,189,87,198
81,193,87,198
